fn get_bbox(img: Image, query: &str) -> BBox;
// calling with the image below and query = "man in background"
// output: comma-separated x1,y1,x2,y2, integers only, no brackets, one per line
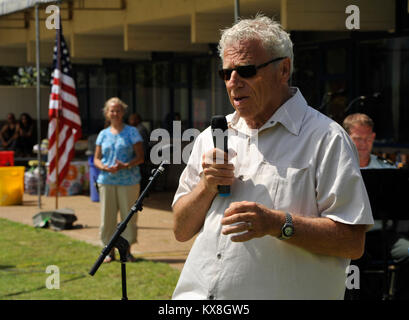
343,113,395,169
343,113,409,298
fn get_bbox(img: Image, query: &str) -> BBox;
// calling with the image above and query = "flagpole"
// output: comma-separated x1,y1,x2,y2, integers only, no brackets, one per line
55,10,62,210
55,111,59,209
35,2,42,209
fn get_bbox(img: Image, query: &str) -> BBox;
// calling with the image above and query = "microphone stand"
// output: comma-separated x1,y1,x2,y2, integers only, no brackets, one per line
345,95,366,114
319,89,346,117
89,160,168,300
345,93,380,114
318,92,332,114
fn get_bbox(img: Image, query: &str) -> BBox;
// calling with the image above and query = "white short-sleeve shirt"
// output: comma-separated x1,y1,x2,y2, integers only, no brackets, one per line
172,88,374,300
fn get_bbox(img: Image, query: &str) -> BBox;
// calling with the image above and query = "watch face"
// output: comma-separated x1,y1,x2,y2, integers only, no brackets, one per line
283,226,294,237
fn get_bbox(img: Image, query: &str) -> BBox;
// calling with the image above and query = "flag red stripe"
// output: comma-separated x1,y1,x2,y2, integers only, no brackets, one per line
48,129,71,174
62,121,81,136
56,146,75,185
61,100,80,115
61,82,76,96
48,124,69,170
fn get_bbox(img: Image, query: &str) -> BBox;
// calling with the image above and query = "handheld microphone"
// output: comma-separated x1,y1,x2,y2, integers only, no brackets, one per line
211,115,230,197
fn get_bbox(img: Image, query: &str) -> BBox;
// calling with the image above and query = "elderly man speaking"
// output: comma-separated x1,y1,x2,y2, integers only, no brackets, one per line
171,15,374,300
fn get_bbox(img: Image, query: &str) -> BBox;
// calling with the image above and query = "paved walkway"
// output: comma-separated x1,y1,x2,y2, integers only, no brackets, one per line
0,191,194,271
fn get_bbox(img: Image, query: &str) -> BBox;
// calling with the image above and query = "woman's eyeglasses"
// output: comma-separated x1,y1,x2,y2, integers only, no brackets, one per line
218,57,286,81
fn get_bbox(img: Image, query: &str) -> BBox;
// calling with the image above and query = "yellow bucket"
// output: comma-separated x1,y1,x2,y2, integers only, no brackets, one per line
0,166,25,206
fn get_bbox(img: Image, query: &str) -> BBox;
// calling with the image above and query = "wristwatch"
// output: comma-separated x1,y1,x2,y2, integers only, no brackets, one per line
278,212,294,240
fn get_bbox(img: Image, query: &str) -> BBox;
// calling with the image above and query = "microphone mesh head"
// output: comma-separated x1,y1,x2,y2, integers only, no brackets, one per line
211,115,228,130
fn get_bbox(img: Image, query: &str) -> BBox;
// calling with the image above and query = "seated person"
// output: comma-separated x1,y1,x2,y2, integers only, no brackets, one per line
16,113,35,157
343,113,409,263
0,113,18,151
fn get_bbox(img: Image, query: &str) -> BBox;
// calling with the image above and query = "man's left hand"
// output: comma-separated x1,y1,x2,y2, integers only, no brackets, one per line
221,201,285,242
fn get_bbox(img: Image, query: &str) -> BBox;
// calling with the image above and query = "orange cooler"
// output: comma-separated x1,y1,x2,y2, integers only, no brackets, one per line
0,166,25,205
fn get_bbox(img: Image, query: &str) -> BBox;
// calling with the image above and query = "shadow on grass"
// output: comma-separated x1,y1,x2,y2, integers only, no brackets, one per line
106,257,185,266
148,258,186,265
0,265,15,270
138,226,172,231
0,275,87,299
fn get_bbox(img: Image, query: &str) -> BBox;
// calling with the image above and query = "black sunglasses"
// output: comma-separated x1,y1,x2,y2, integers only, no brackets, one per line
218,57,287,81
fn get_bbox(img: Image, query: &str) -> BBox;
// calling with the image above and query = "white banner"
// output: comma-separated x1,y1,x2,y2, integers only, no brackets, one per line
0,0,56,16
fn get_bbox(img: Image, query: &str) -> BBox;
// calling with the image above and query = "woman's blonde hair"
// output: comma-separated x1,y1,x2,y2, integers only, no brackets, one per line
103,97,128,119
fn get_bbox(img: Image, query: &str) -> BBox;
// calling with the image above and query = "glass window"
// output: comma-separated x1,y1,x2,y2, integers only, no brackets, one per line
357,38,400,142
135,63,153,128
119,65,133,119
172,61,190,131
104,69,118,100
192,57,212,131
174,87,189,130
326,48,346,75
213,57,234,122
88,67,106,132
293,44,348,125
0,66,18,85
152,62,170,130
399,38,409,142
292,46,322,108
174,62,188,85
73,68,89,135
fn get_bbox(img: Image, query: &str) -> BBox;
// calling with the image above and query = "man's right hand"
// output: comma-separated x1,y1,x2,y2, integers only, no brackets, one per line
173,148,235,242
201,148,235,194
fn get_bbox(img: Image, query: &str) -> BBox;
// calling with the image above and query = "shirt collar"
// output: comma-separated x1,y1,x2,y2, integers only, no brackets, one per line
228,87,308,136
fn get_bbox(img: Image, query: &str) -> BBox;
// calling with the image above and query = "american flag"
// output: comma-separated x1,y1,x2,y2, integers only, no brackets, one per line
47,26,81,186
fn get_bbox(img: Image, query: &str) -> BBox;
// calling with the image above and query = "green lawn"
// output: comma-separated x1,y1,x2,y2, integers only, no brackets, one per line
0,218,180,300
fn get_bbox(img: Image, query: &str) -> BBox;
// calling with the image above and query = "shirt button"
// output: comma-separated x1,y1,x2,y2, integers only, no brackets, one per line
217,253,222,259
208,295,215,300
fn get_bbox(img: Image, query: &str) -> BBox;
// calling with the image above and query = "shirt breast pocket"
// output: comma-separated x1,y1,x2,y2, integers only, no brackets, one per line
255,160,312,215
273,163,313,215
236,160,281,209
234,159,313,215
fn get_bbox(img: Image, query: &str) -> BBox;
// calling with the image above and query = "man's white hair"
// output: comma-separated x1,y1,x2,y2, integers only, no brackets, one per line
218,14,294,74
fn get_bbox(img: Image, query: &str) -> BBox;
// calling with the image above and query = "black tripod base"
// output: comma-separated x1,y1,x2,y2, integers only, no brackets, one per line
114,236,129,300
115,236,130,263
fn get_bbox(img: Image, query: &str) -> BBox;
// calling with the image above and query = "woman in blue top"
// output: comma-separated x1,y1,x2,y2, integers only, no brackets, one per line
94,97,144,263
